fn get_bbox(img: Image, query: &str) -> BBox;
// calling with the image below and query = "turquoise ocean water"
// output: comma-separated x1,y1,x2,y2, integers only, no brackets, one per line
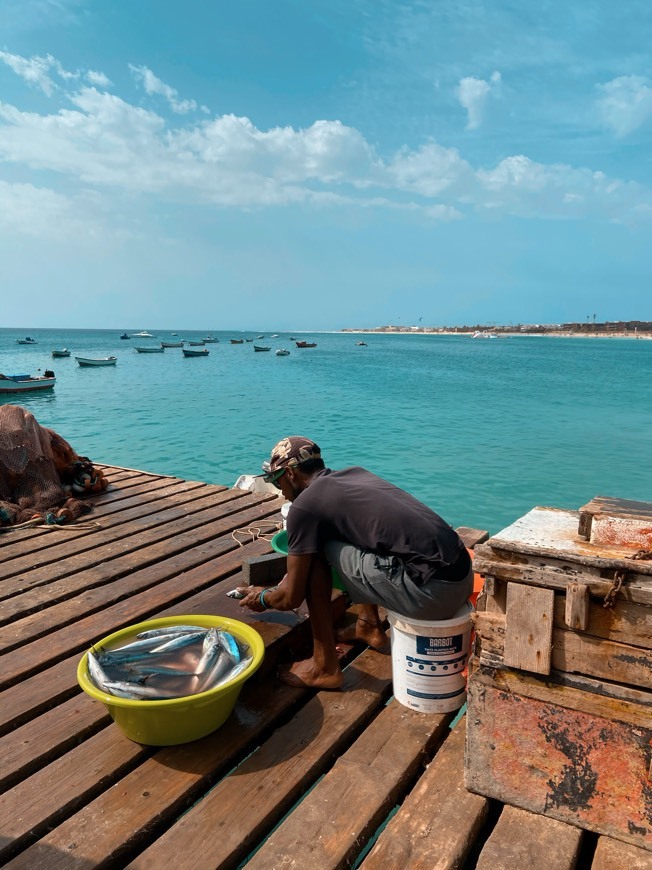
2,327,650,536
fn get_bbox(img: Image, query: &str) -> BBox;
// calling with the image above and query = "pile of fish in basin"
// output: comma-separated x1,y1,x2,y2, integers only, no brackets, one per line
78,615,264,745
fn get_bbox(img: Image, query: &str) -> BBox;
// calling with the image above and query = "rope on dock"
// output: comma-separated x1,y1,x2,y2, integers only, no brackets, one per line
231,521,282,547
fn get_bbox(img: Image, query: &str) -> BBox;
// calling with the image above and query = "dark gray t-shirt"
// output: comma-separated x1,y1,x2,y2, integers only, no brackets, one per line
286,467,469,584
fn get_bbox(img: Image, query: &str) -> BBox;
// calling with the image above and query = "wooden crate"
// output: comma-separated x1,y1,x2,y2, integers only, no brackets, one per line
465,662,652,851
465,498,652,851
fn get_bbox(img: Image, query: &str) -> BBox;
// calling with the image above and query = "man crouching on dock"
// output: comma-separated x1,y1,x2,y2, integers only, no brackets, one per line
238,436,473,690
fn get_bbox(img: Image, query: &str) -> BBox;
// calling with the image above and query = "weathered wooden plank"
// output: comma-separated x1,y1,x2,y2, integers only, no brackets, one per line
592,834,652,869
3,651,374,869
1,500,282,648
0,486,257,590
127,649,393,869
361,717,490,869
565,581,590,630
465,665,652,851
483,586,652,650
0,671,308,866
0,726,151,863
473,611,652,690
475,804,584,869
0,694,109,792
0,479,210,562
456,527,489,548
467,660,652,726
246,700,451,870
474,551,652,604
503,583,554,674
0,533,275,693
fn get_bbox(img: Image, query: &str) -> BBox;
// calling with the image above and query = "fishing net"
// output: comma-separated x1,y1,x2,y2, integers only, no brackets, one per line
0,404,108,526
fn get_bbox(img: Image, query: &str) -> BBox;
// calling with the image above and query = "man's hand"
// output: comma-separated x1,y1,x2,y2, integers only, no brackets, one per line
237,586,272,612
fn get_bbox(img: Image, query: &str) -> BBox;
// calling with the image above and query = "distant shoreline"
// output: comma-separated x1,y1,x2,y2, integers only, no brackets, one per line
341,329,652,340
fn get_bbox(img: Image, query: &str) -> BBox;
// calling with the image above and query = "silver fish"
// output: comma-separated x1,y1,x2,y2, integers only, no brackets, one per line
150,630,208,653
136,624,206,639
195,628,222,675
217,630,242,664
226,589,245,599
87,649,113,689
102,680,182,700
197,650,234,692
126,663,193,677
212,657,252,689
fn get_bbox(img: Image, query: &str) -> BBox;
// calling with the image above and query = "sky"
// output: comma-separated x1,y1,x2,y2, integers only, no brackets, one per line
1,0,651,331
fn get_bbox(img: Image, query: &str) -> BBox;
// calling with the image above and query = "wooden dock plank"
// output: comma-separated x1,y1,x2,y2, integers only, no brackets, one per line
3,673,315,868
127,649,393,869
1,499,282,648
246,699,452,870
0,479,209,562
0,534,275,692
592,835,652,869
0,486,259,589
361,718,490,869
475,805,584,869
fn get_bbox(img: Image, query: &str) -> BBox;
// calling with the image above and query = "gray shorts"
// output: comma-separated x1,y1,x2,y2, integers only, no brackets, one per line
324,540,473,621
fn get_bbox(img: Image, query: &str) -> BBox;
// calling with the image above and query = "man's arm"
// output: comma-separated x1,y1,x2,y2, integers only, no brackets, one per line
238,553,313,612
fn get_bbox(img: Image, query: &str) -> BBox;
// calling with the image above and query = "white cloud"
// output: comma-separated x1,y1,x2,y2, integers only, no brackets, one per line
596,75,652,137
129,64,198,114
86,70,112,88
0,58,650,226
456,71,501,130
0,179,104,239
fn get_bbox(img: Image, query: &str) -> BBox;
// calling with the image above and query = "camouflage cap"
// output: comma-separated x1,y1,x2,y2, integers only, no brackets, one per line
261,436,321,475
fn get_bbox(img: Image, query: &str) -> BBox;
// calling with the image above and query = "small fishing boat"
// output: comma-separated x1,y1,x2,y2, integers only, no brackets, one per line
135,346,164,353
0,372,55,392
230,339,244,344
254,345,271,352
161,341,184,348
356,341,367,346
182,348,209,357
295,341,317,348
51,348,71,357
188,340,205,346
256,335,265,340
75,356,117,367
271,334,279,338
275,349,290,356
120,333,130,340
16,337,37,345
245,338,253,342
203,337,219,343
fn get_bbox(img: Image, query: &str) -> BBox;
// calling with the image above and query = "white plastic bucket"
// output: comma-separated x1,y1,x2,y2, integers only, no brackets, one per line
387,600,474,713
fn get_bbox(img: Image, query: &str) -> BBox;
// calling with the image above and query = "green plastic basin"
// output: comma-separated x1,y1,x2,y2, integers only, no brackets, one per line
271,530,346,591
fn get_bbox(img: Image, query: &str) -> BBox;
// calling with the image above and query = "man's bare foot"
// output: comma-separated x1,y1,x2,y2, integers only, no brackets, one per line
335,617,390,653
278,658,343,690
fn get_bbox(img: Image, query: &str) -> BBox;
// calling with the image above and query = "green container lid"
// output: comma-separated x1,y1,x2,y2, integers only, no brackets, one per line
270,530,346,591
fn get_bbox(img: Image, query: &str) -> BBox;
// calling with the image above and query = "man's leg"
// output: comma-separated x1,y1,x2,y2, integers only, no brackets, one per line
336,604,390,652
279,556,344,689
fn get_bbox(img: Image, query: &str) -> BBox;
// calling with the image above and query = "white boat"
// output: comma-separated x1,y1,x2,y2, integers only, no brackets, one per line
275,349,290,356
203,337,219,343
51,348,71,357
472,331,498,339
161,341,184,348
0,372,55,392
135,346,164,353
16,337,37,345
132,331,154,337
75,356,117,367
182,347,209,357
